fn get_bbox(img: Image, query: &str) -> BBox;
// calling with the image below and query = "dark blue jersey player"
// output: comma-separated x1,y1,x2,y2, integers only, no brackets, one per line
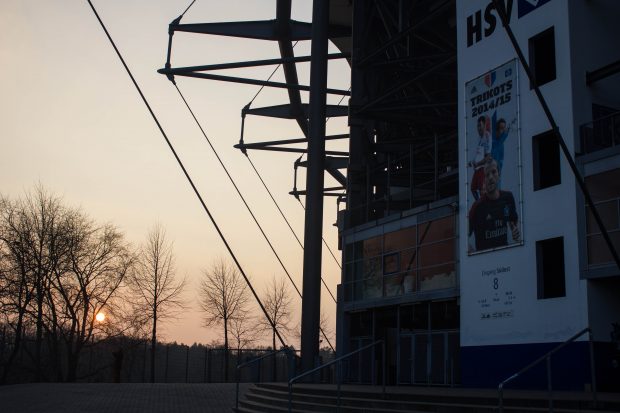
468,158,520,251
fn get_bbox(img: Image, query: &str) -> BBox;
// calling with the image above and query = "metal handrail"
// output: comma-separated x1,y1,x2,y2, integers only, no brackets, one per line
497,327,597,412
287,340,385,413
236,347,295,411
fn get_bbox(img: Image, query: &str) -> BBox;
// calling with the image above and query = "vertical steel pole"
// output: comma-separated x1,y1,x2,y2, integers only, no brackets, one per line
546,356,553,413
588,329,598,407
337,360,342,412
382,341,386,398
301,0,329,376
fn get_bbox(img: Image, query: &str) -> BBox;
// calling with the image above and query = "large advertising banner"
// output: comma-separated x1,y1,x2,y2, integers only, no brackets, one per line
466,59,522,255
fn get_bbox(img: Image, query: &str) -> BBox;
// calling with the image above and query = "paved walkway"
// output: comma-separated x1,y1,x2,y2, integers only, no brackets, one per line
0,383,251,413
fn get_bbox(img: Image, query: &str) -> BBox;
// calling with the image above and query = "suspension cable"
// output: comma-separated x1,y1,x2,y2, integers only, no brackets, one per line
85,0,286,348
238,41,342,295
171,83,334,351
179,0,197,18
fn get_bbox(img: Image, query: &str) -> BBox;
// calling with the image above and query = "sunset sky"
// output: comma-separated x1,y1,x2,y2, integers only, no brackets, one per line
0,0,350,346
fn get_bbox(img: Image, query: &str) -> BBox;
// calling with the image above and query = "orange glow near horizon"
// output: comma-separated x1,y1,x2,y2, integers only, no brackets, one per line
95,312,106,323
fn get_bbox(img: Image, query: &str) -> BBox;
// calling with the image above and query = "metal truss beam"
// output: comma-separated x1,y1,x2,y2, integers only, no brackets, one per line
171,20,350,41
166,71,350,96
234,145,347,156
243,103,348,120
159,53,349,74
290,187,345,197
297,156,348,170
234,135,348,150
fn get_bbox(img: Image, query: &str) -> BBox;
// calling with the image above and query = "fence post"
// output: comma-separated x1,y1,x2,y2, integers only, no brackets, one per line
203,347,208,383
164,345,170,383
207,349,212,383
185,345,190,383
142,340,147,382
0,326,5,365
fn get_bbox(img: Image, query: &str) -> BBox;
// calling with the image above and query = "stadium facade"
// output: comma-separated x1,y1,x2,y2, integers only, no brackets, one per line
335,0,620,390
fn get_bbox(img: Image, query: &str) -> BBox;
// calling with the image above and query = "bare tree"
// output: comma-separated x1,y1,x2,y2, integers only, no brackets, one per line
0,187,68,381
229,310,257,356
258,275,293,352
130,224,186,383
0,188,137,382
257,275,294,380
51,215,134,381
198,258,249,381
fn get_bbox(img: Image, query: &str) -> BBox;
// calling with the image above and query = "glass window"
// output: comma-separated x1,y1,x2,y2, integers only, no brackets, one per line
419,264,456,291
400,247,417,272
384,272,406,297
418,216,455,245
430,300,459,330
411,302,429,331
419,240,455,268
586,201,619,234
383,252,400,275
345,242,355,263
585,168,620,203
400,306,413,332
363,237,382,259
587,232,620,266
350,311,372,337
384,226,416,252
362,257,381,279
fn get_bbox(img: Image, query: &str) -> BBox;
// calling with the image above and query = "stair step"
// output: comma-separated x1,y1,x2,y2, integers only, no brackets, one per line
235,383,619,413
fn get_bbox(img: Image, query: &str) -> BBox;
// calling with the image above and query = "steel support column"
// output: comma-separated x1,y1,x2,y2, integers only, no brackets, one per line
300,0,329,375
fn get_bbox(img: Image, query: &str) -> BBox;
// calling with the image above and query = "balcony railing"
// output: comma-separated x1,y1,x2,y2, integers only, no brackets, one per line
580,111,620,155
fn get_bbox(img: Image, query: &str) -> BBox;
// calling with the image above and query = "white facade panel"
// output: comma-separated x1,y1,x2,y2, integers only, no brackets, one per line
457,0,589,347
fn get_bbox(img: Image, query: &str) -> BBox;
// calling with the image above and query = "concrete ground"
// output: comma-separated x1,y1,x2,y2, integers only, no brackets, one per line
0,382,251,413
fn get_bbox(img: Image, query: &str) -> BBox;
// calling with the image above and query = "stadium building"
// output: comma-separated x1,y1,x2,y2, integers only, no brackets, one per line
334,0,620,390
165,0,620,390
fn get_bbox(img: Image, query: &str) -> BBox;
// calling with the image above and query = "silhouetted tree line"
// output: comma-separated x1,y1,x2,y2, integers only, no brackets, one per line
0,187,335,384
0,187,145,382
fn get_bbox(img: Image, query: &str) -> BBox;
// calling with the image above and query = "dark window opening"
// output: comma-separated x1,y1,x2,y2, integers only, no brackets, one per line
533,130,561,190
536,237,566,299
350,311,373,337
529,27,556,88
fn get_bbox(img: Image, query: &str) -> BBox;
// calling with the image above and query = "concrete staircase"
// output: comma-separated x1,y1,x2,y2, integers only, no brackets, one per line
234,382,620,413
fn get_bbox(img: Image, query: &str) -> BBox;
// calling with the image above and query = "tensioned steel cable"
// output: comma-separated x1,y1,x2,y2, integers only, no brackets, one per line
85,0,286,348
171,83,335,352
242,62,348,278
246,41,299,107
237,40,341,299
245,155,338,302
179,0,197,18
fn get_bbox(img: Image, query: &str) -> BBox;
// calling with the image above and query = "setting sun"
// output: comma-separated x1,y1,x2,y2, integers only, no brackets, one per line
95,312,105,323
